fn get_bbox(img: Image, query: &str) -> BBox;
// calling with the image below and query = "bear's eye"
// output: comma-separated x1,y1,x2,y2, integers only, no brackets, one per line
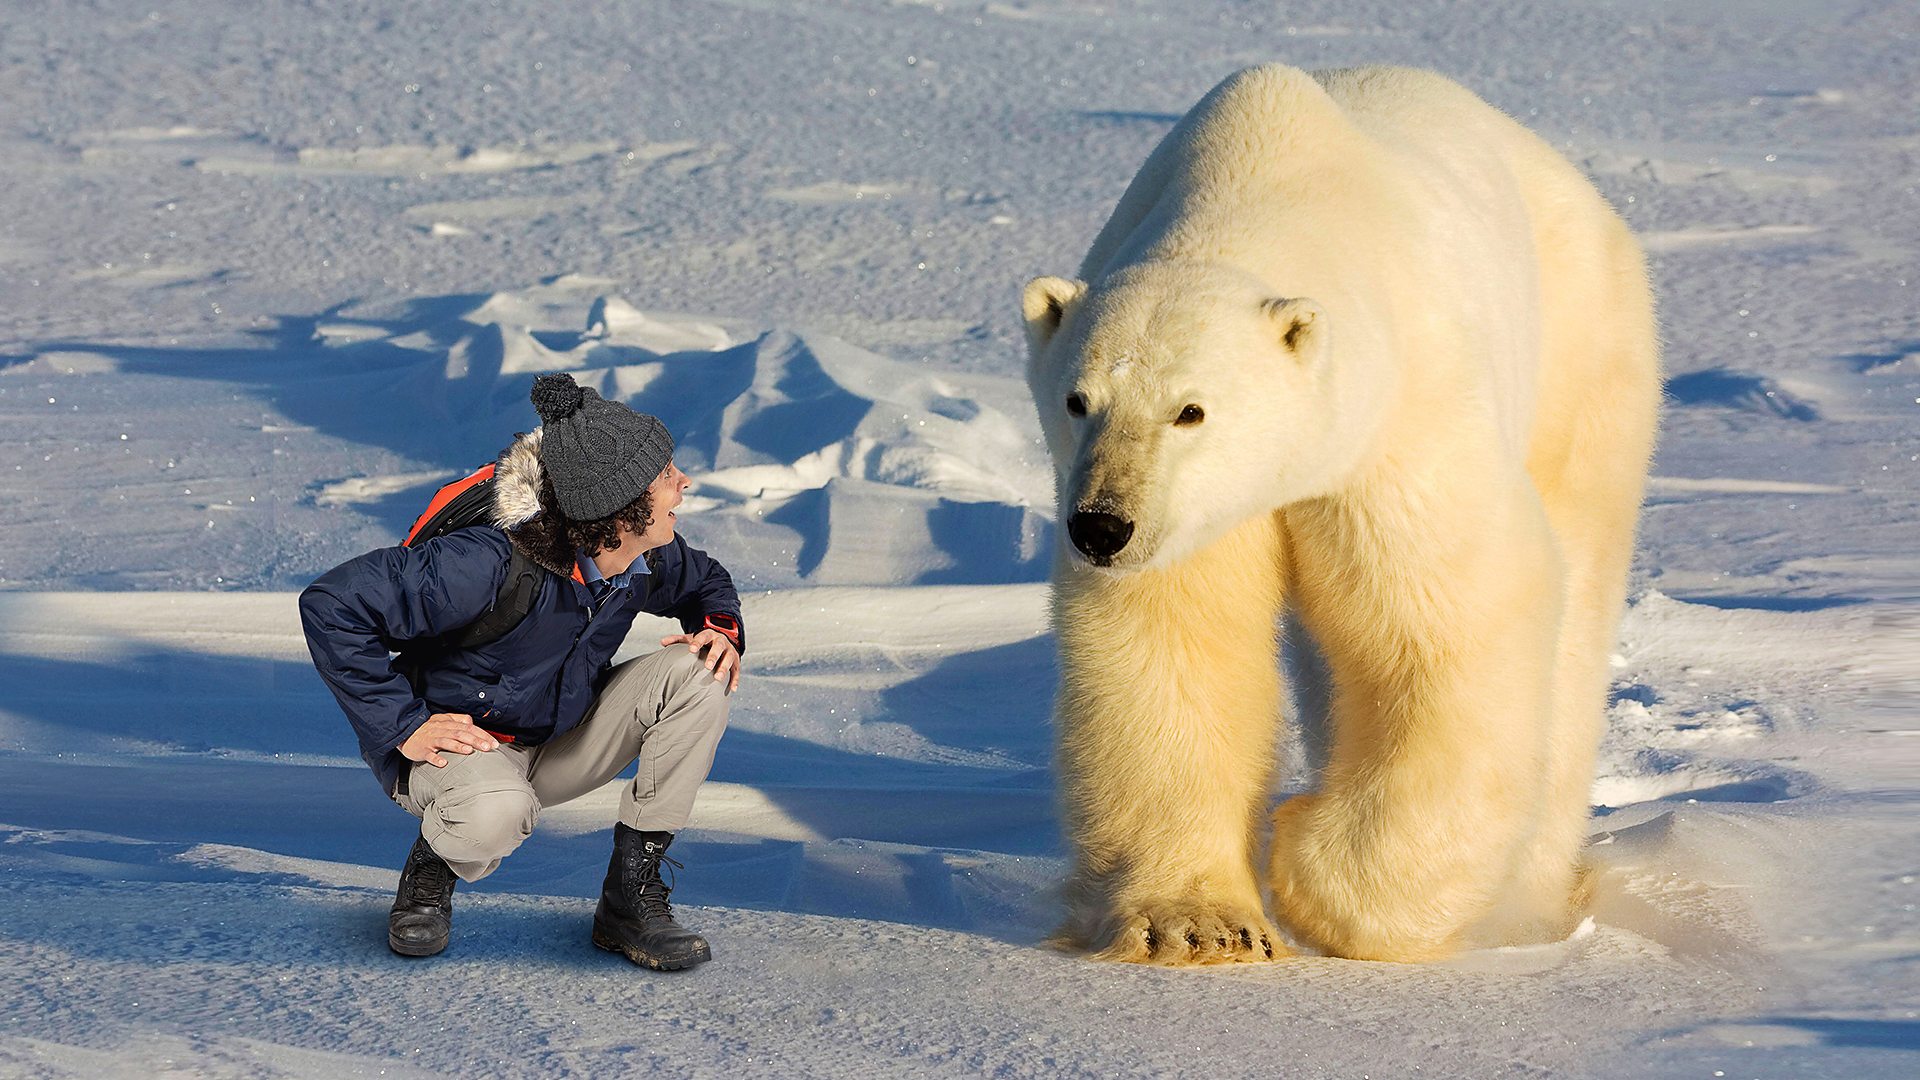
1066,393,1087,417
1174,404,1205,426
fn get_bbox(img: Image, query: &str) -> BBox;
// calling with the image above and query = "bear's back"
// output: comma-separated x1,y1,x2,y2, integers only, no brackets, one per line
1077,64,1525,283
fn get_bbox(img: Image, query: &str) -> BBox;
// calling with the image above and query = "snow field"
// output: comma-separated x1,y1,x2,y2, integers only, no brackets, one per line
1,0,1916,1076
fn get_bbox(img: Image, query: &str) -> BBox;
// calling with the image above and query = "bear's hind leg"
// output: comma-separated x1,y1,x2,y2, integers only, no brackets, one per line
1492,233,1661,943
1474,491,1641,944
1482,208,1666,933
1053,515,1288,965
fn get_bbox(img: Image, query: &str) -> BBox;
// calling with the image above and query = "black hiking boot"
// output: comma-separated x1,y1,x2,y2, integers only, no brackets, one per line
592,824,711,970
389,833,456,957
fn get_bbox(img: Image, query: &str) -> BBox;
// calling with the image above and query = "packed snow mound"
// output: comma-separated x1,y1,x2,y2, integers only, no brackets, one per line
303,277,1054,587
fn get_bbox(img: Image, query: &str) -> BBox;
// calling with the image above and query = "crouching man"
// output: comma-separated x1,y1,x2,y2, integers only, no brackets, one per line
299,373,744,970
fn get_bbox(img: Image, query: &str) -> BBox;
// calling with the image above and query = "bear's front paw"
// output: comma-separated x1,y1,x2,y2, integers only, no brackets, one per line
1093,901,1284,966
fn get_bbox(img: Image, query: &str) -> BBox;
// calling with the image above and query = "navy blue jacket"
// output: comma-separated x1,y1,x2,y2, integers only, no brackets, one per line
300,526,742,796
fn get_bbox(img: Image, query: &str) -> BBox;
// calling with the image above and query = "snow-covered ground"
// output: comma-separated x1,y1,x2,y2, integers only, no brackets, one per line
2,1,1915,1076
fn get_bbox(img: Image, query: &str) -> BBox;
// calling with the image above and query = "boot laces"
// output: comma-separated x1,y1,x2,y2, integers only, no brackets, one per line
623,845,684,921
402,843,455,907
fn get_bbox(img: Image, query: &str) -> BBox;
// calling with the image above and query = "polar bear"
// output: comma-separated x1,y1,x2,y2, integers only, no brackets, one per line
1023,65,1659,964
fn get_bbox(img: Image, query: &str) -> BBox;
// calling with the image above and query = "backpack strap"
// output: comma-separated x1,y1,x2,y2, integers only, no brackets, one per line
444,542,545,651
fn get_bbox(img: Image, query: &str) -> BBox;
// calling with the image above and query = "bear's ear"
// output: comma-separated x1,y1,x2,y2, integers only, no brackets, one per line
1021,276,1088,352
1263,297,1326,360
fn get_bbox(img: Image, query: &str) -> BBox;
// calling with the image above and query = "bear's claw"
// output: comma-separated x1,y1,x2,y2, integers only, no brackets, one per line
1094,904,1283,965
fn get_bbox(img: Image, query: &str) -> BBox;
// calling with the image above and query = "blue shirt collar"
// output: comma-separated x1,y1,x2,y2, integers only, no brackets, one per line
576,549,650,593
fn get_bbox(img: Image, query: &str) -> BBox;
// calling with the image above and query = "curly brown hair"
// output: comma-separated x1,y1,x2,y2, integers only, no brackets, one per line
510,473,654,560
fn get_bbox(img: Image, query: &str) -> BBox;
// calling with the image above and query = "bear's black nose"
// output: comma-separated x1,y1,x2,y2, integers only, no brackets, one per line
1068,511,1134,562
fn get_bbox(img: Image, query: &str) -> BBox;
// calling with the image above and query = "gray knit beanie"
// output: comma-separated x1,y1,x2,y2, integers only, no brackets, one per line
529,373,675,522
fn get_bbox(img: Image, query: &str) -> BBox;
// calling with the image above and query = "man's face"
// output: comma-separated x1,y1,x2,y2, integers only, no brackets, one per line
636,460,688,550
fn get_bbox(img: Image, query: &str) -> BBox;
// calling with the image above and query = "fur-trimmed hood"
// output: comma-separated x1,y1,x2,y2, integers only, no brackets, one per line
492,428,547,529
490,428,577,577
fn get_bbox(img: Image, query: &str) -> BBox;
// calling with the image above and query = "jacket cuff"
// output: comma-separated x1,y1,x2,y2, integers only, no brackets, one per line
382,699,433,755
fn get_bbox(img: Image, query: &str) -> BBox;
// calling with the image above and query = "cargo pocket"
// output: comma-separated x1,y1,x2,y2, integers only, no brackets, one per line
635,747,658,801
634,725,705,803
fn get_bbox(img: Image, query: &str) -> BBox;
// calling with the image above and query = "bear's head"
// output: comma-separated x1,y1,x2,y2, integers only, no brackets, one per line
1023,261,1338,571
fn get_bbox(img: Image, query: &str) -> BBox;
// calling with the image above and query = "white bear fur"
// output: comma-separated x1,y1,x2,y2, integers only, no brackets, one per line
1024,65,1660,964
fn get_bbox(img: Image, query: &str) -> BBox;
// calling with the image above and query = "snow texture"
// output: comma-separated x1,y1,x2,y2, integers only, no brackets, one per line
0,1,1915,1077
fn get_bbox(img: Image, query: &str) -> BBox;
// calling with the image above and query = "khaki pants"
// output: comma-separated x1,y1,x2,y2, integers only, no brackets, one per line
395,646,730,882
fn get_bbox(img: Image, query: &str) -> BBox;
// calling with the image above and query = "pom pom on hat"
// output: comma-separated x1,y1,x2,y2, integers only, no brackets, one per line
530,372,587,423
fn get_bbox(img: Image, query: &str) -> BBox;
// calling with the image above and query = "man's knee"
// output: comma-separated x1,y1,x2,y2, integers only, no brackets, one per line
423,782,539,868
658,646,732,705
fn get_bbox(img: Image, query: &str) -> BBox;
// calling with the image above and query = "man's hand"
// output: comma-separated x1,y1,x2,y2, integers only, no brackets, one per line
661,629,741,692
399,712,500,768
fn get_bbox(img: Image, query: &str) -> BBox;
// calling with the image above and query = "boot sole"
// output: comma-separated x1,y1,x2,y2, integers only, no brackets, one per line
389,932,448,957
592,924,711,971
